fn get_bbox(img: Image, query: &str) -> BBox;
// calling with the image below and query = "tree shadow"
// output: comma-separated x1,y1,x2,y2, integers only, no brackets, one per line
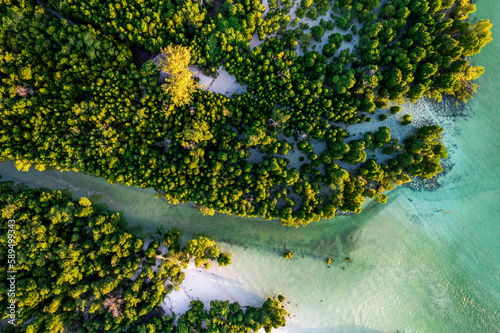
130,42,155,66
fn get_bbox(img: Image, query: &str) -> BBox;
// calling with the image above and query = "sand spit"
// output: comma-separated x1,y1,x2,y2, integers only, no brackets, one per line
140,240,261,321
160,262,252,317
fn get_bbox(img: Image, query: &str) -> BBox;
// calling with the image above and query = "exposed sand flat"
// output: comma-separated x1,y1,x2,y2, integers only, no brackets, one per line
160,261,262,318
249,33,266,49
190,66,215,88
161,264,236,316
198,66,247,96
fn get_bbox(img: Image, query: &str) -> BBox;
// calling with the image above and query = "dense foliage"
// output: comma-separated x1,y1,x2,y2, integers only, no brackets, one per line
0,180,288,332
129,298,288,333
0,0,491,226
0,183,234,332
45,0,266,71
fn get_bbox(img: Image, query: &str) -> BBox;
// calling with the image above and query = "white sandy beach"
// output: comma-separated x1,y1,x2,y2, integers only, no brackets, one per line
143,241,269,323
161,262,260,316
159,251,298,332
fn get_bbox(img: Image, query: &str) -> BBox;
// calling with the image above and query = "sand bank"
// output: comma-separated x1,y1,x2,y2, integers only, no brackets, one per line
161,263,252,317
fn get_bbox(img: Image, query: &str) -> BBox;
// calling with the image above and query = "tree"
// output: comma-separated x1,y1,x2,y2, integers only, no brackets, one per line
311,26,325,42
197,205,215,216
466,19,493,56
376,193,387,203
182,0,206,29
398,125,448,179
217,253,232,266
390,106,401,114
185,236,225,268
159,45,198,107
401,114,412,125
179,120,214,149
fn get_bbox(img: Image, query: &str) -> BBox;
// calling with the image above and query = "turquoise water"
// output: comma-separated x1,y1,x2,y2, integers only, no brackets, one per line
1,1,500,332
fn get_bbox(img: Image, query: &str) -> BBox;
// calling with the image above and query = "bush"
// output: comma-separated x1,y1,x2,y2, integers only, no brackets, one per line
401,114,412,125
312,26,325,42
375,99,388,108
378,114,388,121
376,193,388,203
307,152,317,160
390,106,402,114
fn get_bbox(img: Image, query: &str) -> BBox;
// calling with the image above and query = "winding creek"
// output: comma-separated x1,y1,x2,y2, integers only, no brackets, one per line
0,159,362,259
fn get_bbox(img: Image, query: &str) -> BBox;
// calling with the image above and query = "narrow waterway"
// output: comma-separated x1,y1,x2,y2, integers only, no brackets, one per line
0,160,363,260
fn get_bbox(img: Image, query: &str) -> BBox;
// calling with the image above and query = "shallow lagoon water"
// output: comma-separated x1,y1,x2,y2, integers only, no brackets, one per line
1,1,500,332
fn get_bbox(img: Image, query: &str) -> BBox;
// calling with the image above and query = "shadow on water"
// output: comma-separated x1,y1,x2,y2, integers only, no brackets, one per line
0,160,376,260
89,193,105,207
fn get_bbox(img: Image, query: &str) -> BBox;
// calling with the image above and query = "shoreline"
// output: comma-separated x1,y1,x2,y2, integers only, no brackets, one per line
160,263,256,318
400,96,470,192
